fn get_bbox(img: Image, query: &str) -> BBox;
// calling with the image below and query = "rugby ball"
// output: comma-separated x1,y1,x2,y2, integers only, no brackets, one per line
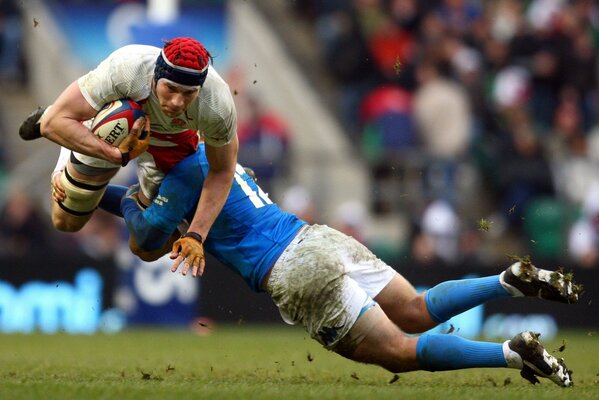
91,99,145,146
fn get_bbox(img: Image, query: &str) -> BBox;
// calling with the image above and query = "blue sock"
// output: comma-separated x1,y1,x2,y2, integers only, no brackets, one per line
416,334,507,370
99,185,127,217
425,275,510,323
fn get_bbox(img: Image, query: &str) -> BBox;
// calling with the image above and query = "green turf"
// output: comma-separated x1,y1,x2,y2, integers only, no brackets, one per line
0,326,597,399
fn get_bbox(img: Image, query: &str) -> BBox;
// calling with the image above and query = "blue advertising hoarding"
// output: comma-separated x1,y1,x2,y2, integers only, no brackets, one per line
46,1,230,70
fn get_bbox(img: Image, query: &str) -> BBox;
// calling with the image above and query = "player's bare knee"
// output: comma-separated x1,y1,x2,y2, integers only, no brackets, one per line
129,237,163,262
131,246,160,262
51,213,84,232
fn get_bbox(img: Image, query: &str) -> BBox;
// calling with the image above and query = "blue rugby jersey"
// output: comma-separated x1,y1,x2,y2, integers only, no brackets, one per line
130,144,306,292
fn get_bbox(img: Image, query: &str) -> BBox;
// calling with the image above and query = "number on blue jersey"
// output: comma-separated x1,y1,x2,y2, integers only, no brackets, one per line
234,164,273,208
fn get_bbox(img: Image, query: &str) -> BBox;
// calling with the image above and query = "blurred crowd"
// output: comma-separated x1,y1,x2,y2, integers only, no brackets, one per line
2,0,599,273
287,0,599,268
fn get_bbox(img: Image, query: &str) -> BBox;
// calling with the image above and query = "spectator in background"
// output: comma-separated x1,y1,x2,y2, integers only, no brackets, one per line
291,0,599,265
448,42,486,132
435,0,483,39
360,0,417,85
237,95,290,195
388,0,423,34
479,64,556,232
568,184,599,268
0,0,24,87
0,190,50,257
413,56,473,203
420,199,461,266
280,184,317,225
545,89,594,205
332,200,368,244
560,6,598,128
316,6,380,136
359,84,414,163
491,107,555,231
358,84,414,215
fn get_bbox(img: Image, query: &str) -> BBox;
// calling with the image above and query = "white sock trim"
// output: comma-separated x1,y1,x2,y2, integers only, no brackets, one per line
499,269,524,297
503,340,523,369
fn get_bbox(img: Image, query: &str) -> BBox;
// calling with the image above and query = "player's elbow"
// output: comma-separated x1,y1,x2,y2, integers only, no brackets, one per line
40,115,59,140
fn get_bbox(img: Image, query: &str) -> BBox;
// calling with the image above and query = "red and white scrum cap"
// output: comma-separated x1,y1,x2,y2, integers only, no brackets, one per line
153,37,211,88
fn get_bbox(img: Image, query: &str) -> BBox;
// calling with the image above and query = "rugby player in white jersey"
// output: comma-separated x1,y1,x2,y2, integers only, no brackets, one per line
19,37,238,273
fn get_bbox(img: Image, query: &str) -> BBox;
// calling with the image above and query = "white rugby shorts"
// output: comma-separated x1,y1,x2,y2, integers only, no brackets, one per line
265,224,397,349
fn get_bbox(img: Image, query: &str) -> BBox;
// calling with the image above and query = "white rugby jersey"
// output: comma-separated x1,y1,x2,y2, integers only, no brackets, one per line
78,44,237,148
75,44,237,198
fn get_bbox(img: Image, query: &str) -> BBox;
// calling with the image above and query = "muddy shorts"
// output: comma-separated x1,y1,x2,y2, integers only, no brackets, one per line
265,224,397,350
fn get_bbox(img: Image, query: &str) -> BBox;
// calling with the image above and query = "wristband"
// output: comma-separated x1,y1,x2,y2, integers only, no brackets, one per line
182,231,203,244
120,151,130,167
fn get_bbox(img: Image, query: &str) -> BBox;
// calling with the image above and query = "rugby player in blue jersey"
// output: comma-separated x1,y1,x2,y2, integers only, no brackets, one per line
53,144,579,386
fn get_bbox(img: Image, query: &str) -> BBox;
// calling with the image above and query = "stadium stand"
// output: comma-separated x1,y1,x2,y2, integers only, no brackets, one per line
4,0,599,268
255,0,599,267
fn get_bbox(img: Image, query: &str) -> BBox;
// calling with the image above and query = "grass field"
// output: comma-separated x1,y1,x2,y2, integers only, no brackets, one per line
0,325,597,400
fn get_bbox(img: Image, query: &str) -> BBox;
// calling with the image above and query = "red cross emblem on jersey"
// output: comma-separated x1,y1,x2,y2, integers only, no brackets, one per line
171,118,186,128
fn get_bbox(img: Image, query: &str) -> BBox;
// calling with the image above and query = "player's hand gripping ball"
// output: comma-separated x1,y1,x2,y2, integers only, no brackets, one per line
91,99,146,146
92,99,150,166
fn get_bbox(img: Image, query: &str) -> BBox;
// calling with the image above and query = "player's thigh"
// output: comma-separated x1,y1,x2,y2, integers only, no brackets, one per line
375,273,419,308
51,161,117,231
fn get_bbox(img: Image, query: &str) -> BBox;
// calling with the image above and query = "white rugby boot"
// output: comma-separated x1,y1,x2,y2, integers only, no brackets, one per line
507,331,573,387
499,260,581,303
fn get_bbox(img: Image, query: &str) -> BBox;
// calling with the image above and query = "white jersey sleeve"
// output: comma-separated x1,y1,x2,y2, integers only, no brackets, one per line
77,45,158,111
193,67,237,147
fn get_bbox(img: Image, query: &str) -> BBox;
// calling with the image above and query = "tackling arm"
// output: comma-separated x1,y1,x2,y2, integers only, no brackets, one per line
186,135,238,239
169,135,238,277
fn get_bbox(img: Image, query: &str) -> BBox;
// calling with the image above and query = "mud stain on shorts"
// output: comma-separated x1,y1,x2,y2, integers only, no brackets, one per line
266,225,360,347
